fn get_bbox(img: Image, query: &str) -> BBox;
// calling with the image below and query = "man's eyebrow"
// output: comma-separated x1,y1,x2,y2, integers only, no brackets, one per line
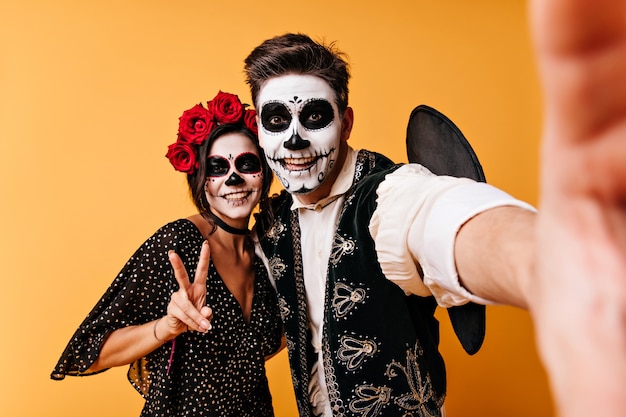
261,101,288,111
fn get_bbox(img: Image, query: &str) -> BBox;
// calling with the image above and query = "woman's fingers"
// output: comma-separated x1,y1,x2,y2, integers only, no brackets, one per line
166,242,213,333
168,250,191,291
193,240,211,288
169,291,212,332
200,305,213,323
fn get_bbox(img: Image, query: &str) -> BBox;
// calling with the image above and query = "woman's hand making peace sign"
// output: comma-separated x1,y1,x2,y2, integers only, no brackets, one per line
163,240,214,339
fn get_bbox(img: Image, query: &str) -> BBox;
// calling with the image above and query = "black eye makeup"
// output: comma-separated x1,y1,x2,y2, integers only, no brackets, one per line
206,152,262,177
299,99,334,130
261,102,292,133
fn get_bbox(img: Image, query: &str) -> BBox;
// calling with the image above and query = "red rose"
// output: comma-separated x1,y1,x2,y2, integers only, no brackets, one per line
208,91,244,124
178,104,214,144
243,109,258,135
165,139,198,174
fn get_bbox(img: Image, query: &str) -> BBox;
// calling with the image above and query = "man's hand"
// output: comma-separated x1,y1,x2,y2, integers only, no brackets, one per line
530,1,626,416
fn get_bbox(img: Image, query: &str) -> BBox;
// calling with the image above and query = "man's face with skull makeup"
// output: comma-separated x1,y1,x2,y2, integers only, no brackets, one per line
256,74,348,201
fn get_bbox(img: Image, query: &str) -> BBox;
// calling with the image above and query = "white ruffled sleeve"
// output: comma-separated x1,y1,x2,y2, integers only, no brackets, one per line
369,164,535,307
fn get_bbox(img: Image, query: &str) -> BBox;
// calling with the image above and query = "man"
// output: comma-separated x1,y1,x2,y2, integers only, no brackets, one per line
245,33,534,417
245,0,626,414
176,1,626,415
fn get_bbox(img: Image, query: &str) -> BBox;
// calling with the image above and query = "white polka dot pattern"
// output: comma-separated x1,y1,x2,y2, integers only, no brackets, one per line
51,219,282,416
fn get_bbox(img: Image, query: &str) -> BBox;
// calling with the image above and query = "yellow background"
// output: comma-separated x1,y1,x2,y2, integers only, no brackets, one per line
0,0,551,416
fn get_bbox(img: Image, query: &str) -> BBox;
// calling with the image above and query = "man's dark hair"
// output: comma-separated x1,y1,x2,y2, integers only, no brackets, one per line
244,33,351,114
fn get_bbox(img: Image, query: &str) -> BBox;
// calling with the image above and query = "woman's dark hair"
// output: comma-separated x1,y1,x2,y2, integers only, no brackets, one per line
244,33,351,115
186,123,273,231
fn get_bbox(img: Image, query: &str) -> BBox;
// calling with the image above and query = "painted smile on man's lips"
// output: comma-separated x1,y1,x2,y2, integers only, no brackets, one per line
270,148,335,173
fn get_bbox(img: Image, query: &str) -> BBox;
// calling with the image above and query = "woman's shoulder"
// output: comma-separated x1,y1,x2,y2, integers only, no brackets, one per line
143,217,206,251
184,213,212,238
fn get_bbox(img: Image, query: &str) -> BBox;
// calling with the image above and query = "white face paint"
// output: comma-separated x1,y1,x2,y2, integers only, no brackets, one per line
256,74,343,196
205,132,264,225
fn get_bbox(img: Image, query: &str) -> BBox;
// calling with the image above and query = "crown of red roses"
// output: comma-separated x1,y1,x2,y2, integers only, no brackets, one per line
165,91,258,174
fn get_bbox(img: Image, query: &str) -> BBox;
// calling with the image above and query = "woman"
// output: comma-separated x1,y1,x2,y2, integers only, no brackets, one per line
51,91,283,417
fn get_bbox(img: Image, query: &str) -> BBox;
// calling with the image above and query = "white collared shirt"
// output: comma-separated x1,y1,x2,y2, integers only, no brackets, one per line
257,146,535,415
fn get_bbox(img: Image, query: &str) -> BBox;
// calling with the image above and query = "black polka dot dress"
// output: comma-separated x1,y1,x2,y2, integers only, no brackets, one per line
51,219,283,417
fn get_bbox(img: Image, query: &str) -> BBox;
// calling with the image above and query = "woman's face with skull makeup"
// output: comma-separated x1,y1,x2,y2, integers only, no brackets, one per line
256,74,348,201
205,132,264,225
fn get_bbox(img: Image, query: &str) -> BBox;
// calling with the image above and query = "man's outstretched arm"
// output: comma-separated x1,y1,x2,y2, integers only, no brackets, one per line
455,1,626,416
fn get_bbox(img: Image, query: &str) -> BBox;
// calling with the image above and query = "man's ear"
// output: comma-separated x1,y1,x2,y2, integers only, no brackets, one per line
255,113,265,147
340,107,354,141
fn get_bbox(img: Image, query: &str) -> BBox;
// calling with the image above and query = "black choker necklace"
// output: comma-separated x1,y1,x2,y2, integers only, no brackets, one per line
207,210,248,235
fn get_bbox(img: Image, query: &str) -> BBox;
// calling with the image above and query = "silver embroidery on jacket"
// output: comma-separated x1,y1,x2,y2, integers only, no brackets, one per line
323,335,346,416
277,297,291,321
329,233,356,266
268,256,286,281
385,343,442,416
337,335,378,370
349,385,391,417
266,220,285,243
332,282,366,319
